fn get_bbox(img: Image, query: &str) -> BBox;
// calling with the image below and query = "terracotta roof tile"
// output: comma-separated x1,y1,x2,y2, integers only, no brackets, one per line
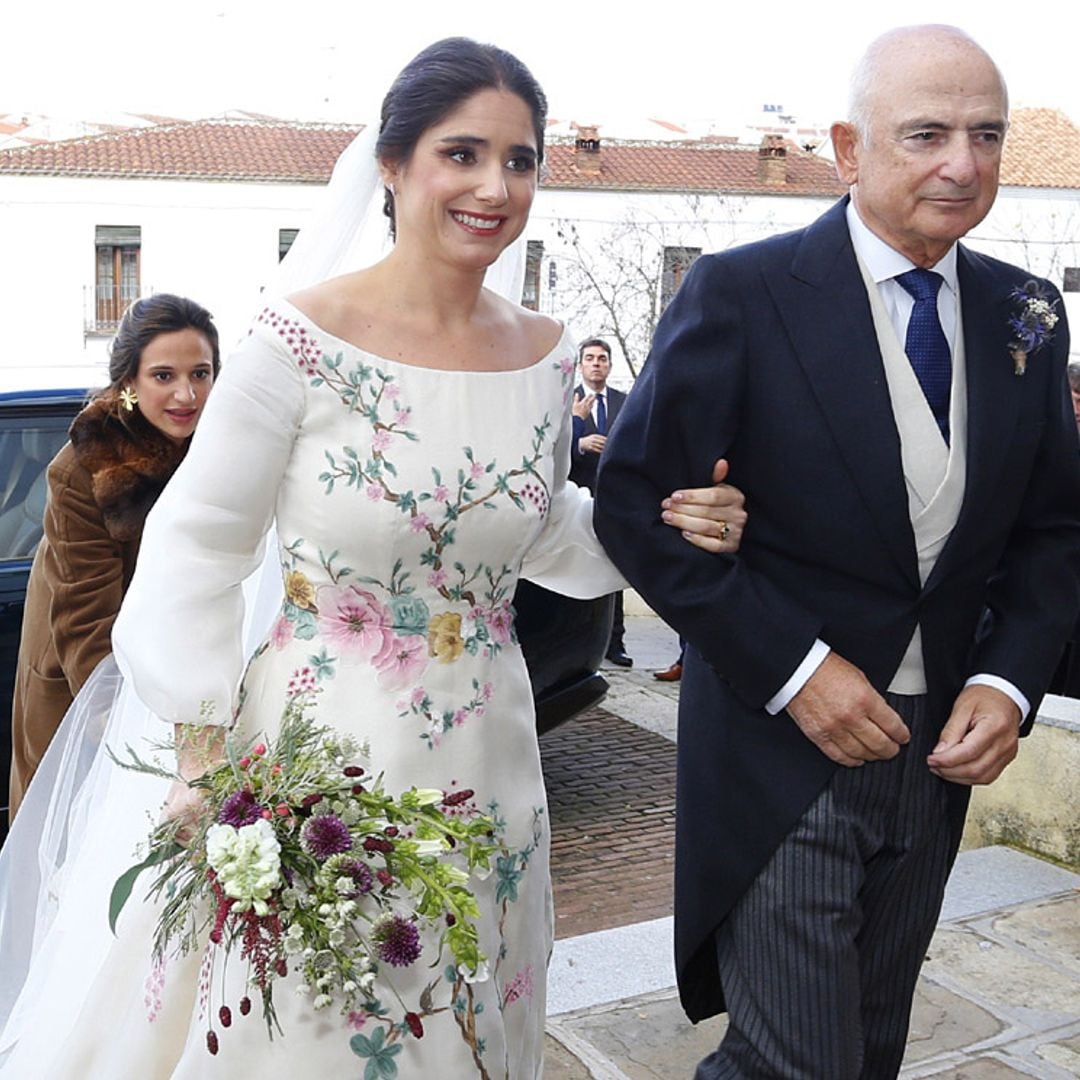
1001,107,1080,189
0,118,362,182
1,107,1075,193
542,138,846,197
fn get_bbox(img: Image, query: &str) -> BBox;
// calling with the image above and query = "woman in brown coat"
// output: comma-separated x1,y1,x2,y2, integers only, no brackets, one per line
8,294,220,818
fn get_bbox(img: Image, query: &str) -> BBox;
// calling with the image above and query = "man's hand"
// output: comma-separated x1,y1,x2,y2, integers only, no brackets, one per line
786,652,910,766
579,433,606,454
927,684,1020,784
572,393,595,421
661,458,747,553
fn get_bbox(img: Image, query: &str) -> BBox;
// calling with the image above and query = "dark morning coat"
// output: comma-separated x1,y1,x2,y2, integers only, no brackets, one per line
568,383,626,494
593,197,1080,1022
9,400,185,817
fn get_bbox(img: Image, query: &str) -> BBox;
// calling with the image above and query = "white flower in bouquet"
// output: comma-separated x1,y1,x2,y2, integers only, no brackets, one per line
205,819,282,915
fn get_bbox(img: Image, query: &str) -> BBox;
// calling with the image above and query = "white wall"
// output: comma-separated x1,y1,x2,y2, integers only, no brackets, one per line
1,173,1077,393
0,174,325,391
526,187,840,386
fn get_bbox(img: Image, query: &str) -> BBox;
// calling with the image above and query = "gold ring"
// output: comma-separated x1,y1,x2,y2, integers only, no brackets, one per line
719,521,731,542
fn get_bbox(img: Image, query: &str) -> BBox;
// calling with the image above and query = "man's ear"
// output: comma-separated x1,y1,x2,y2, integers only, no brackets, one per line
831,122,860,187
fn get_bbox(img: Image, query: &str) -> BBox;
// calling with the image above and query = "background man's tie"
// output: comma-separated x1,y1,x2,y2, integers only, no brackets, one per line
596,391,607,435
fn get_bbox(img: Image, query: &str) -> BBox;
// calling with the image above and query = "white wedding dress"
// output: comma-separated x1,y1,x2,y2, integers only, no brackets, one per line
0,301,623,1078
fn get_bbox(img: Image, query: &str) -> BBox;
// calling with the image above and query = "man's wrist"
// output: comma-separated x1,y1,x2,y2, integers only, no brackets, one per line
766,640,831,714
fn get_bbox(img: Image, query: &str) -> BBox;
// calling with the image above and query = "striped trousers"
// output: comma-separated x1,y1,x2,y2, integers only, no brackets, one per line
694,695,965,1080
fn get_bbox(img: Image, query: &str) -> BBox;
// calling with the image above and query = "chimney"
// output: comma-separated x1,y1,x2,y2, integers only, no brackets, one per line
757,134,787,186
574,125,602,176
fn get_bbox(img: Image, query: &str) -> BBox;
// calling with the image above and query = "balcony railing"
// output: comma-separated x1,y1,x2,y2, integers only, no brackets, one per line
84,284,144,334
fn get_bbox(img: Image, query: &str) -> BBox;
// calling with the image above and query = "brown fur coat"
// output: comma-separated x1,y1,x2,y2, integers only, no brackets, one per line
9,398,187,818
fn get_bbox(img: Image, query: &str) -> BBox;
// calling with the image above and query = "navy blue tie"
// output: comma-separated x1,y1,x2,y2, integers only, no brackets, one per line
596,392,607,435
895,268,951,444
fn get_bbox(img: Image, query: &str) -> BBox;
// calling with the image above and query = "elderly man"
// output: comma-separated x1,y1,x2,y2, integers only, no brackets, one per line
595,25,1080,1080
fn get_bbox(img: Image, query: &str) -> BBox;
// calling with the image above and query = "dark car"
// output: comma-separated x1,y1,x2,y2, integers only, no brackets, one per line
0,389,611,837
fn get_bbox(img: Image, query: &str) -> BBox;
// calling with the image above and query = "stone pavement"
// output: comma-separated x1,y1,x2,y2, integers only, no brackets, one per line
539,615,1080,1079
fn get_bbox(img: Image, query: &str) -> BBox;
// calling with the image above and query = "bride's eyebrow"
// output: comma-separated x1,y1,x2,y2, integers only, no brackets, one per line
436,135,536,157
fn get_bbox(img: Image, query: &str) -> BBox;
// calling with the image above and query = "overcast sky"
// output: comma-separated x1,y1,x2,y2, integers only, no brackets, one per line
4,0,1078,132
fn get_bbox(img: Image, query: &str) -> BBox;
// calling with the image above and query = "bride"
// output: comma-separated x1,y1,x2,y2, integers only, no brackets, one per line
0,37,745,1078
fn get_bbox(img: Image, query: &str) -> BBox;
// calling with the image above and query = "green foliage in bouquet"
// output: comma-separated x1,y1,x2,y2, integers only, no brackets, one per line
110,695,499,1054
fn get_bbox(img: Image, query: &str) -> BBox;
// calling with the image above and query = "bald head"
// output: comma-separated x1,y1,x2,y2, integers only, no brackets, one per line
848,25,1008,142
831,24,1009,266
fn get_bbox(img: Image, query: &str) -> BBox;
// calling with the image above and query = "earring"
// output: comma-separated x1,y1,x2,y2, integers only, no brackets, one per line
120,386,138,412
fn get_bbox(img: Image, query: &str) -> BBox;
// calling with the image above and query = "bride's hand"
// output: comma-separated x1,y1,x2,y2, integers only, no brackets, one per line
160,779,208,845
661,458,747,553
162,723,226,843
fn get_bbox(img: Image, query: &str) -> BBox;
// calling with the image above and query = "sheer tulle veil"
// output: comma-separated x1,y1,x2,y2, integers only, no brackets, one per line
0,119,528,1069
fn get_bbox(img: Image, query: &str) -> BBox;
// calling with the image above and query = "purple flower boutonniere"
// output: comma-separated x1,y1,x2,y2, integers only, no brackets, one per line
1008,280,1059,375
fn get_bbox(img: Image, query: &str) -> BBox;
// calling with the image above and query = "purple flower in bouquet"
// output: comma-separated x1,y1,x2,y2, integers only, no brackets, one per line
371,913,422,967
218,789,263,828
301,813,353,860
331,857,374,898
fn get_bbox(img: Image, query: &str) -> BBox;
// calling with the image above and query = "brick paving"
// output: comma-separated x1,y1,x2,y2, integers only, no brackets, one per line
540,706,676,940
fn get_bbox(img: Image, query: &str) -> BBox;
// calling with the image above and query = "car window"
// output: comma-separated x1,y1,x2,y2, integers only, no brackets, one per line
0,417,71,561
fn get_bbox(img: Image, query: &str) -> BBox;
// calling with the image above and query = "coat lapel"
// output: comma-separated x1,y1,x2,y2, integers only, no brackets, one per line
925,247,1019,590
765,200,920,588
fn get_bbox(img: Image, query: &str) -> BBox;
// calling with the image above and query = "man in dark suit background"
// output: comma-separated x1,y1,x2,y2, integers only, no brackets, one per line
570,337,632,666
595,24,1080,1080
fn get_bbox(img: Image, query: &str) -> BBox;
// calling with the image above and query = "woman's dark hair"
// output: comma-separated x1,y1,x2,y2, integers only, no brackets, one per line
107,293,220,386
376,37,548,238
95,293,221,427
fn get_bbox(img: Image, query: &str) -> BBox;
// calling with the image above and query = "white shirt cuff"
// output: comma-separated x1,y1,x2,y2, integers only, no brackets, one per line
765,639,831,715
964,674,1030,723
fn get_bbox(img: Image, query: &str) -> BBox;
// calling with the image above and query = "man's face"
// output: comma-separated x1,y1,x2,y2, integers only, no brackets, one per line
833,35,1007,267
580,346,611,391
1070,386,1080,434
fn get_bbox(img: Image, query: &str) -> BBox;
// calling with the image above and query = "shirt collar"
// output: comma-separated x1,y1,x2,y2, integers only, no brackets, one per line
846,201,959,294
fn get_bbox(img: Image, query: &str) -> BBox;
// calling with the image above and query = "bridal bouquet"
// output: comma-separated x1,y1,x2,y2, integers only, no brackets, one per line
110,697,499,1055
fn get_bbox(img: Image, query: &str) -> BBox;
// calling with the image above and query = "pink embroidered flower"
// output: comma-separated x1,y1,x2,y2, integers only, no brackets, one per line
270,614,295,650
503,964,535,1006
348,1011,368,1031
366,482,386,502
432,484,449,503
409,513,431,534
481,682,494,701
560,356,574,376
488,603,513,646
317,585,392,661
373,633,428,692
469,460,485,481
428,568,448,589
384,383,401,401
372,428,393,453
411,686,428,707
144,956,167,1022
394,406,411,425
452,709,468,727
287,665,317,696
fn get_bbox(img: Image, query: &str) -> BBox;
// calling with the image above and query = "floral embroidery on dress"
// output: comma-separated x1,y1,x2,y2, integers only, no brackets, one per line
271,540,513,742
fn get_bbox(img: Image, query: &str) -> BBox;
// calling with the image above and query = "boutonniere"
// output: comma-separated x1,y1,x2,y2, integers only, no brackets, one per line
1008,280,1059,375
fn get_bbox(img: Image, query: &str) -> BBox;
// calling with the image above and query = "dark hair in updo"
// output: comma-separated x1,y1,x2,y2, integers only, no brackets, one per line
376,37,548,239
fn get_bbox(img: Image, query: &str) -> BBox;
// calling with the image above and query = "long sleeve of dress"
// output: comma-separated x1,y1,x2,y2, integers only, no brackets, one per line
112,327,305,725
519,367,627,598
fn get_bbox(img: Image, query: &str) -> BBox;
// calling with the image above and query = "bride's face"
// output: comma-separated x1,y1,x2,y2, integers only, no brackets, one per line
381,88,539,270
